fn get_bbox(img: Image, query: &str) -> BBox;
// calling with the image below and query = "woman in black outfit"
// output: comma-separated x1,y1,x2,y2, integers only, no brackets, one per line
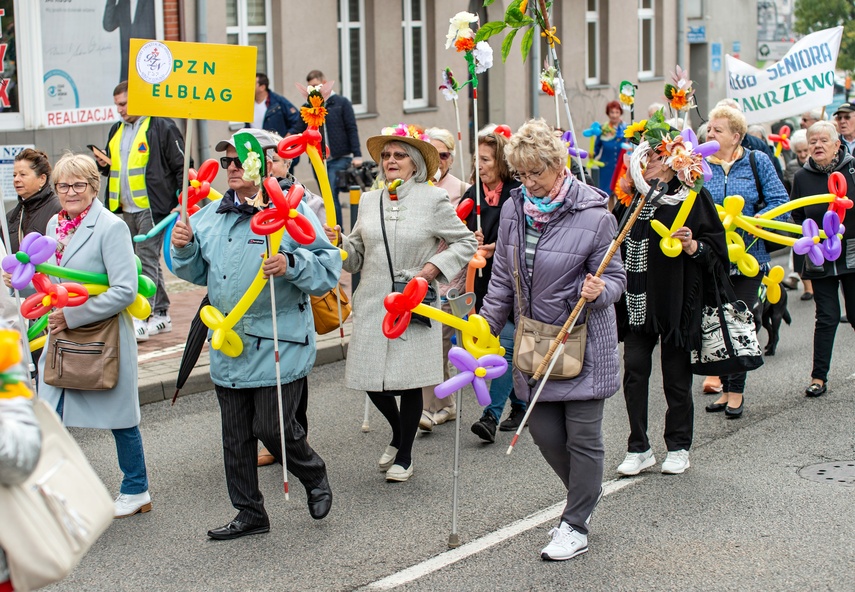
6,149,61,251
465,128,524,441
790,121,855,397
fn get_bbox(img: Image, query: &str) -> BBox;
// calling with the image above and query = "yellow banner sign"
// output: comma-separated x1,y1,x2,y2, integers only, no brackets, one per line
127,39,256,122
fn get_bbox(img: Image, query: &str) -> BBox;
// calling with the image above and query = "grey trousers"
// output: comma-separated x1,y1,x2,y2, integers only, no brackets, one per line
122,210,169,315
528,398,605,534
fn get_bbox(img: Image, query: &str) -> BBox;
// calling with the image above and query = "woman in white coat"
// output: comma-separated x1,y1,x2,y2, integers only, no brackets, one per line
325,131,476,482
37,153,151,518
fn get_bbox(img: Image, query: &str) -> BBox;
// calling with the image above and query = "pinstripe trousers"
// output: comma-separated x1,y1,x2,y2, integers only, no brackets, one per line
215,378,327,526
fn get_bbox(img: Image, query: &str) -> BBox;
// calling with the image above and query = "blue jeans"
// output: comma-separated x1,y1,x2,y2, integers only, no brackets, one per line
57,392,149,494
484,320,525,422
314,156,352,231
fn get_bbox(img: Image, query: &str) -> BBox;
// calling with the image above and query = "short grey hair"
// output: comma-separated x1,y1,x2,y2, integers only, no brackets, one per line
790,129,808,149
424,127,455,152
807,120,839,143
376,140,428,183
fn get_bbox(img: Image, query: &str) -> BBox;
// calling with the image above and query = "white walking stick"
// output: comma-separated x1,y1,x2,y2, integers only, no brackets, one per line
266,236,290,499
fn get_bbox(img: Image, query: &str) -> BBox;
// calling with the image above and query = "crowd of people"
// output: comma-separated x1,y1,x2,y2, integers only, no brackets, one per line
2,66,855,584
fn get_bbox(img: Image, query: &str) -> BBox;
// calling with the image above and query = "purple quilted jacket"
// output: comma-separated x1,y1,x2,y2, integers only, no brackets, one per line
480,181,626,402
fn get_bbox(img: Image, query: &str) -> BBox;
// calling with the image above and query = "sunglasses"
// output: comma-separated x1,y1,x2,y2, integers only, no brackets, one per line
220,156,243,169
835,113,853,120
380,151,409,161
438,151,452,161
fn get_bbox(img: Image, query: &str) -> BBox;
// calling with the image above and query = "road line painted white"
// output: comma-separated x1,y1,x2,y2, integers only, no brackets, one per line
361,477,639,590
138,344,188,362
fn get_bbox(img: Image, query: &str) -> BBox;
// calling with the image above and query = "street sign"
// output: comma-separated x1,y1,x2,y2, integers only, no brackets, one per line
711,42,723,72
732,41,741,53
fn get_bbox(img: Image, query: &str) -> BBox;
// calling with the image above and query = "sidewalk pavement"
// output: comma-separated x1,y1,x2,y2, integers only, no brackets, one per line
137,276,351,406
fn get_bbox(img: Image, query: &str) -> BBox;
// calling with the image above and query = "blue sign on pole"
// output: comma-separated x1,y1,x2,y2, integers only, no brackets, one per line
711,42,723,72
732,41,741,53
687,25,706,44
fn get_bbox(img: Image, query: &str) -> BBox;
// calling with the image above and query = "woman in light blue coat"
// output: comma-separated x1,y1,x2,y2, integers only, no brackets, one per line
37,153,151,519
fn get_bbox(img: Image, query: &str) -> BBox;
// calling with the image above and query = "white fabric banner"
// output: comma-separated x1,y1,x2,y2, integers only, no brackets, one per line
725,26,843,125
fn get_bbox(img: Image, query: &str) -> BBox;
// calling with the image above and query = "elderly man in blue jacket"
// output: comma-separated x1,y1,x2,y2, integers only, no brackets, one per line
171,129,341,540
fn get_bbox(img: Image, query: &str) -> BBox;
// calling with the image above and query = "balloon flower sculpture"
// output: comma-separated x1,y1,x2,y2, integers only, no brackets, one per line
135,158,220,244
562,130,588,163
0,329,31,399
768,125,790,159
433,346,507,406
581,123,605,172
2,232,156,351
381,277,504,358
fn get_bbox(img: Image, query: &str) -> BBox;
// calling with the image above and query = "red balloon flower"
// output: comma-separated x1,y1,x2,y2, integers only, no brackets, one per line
381,277,429,339
768,124,791,152
277,128,323,159
827,171,853,224
250,177,316,244
20,273,89,319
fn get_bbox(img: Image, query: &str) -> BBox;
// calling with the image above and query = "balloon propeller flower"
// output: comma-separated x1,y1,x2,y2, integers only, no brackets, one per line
827,171,853,223
250,177,316,244
20,273,88,319
768,125,790,159
381,277,504,357
433,346,508,405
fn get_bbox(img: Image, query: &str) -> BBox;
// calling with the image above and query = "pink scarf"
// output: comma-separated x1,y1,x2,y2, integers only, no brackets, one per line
483,182,504,207
55,206,91,264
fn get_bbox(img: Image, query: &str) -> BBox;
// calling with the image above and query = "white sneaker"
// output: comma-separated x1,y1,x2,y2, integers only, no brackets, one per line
133,318,150,341
114,491,152,518
541,522,588,561
147,313,172,336
616,449,656,476
661,449,690,474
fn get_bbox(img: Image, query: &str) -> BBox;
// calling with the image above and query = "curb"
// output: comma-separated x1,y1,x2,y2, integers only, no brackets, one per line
138,334,350,406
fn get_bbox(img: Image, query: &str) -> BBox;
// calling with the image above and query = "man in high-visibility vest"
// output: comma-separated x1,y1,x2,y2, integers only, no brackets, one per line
95,81,185,340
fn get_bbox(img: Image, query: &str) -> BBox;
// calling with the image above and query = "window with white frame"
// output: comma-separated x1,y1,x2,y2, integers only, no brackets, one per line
402,0,428,110
226,0,273,82
638,0,655,79
585,0,600,85
337,0,367,114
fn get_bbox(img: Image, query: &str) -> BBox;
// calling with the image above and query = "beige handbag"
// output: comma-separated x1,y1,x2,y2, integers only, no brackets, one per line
0,399,114,592
512,250,586,380
43,315,120,391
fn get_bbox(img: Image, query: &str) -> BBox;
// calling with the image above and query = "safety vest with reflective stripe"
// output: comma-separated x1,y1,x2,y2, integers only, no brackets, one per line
108,117,152,211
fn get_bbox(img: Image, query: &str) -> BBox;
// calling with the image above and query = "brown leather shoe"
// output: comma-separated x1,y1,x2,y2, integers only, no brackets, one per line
257,447,275,467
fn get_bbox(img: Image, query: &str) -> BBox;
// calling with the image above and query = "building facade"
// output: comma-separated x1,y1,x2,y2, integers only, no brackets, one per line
0,0,760,200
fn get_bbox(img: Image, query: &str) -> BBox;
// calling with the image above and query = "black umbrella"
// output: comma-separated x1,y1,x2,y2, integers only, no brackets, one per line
171,294,210,405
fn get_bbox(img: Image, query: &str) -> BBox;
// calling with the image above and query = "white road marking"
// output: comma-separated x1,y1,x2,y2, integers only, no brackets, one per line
137,344,189,362
361,477,640,590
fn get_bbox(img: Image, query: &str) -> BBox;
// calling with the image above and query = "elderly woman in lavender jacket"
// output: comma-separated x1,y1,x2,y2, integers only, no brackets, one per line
479,119,626,562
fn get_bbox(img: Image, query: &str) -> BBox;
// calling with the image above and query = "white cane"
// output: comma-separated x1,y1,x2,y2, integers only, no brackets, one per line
266,236,290,500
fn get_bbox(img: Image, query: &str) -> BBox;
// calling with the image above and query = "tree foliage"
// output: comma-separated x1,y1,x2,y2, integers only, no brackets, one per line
794,0,855,72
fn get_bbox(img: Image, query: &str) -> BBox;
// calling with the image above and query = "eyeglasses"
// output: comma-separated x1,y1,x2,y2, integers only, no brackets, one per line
835,113,852,120
380,151,409,161
55,182,89,194
220,156,243,169
438,151,452,161
513,168,546,182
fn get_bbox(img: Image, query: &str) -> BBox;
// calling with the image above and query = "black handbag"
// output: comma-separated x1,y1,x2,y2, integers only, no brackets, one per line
379,191,437,328
690,262,764,375
750,150,794,253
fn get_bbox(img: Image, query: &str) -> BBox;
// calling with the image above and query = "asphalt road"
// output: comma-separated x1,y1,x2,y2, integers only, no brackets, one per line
48,284,855,591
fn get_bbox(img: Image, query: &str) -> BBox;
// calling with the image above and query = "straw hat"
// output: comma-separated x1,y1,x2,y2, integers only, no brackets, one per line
366,127,440,181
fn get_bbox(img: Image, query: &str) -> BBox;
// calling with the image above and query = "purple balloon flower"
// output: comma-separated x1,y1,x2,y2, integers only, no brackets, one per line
679,127,719,182
820,210,845,261
1,232,57,291
793,219,825,267
562,130,588,160
434,346,508,406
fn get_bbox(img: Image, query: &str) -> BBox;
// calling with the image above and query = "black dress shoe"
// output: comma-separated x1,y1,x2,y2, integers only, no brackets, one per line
307,480,332,520
705,401,728,412
725,397,744,419
207,519,269,540
805,382,827,397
